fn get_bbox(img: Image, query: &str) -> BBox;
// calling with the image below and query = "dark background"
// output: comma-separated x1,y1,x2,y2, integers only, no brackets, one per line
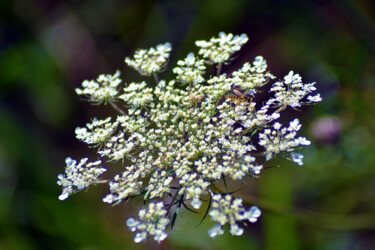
1,0,375,249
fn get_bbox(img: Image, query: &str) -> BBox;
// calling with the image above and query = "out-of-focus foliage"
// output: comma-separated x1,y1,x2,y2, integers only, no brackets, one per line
0,0,374,249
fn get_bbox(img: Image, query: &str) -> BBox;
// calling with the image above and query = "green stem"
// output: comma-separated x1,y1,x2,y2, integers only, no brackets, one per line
216,63,223,76
274,105,286,113
94,179,111,184
153,73,160,84
109,101,126,115
212,183,375,230
241,193,375,231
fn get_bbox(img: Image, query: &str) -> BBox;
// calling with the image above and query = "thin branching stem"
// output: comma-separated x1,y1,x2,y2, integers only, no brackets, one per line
216,63,222,76
274,105,286,113
153,73,160,84
241,194,375,231
109,101,126,115
94,179,112,184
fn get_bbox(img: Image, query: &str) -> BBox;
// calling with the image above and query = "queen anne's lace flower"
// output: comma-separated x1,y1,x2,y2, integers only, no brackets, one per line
147,170,174,199
59,32,321,243
230,56,275,91
196,32,248,64
270,71,321,109
75,117,118,145
57,157,106,200
125,43,172,76
102,166,144,204
119,82,154,106
259,119,311,164
75,70,122,103
173,53,206,85
126,202,170,243
178,173,210,209
208,193,261,238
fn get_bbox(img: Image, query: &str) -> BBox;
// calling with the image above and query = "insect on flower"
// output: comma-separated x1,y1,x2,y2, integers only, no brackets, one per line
225,89,253,104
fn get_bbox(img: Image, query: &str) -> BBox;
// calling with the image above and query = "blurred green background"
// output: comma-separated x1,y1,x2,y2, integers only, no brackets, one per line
1,0,375,249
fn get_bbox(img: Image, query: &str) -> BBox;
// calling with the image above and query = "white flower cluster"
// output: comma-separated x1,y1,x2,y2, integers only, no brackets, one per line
119,82,153,107
270,71,322,109
102,166,143,204
59,32,321,243
125,43,172,76
75,117,118,145
75,70,122,103
126,202,170,243
231,56,275,91
195,32,248,64
178,173,210,209
57,157,106,200
259,119,311,165
173,53,206,84
208,193,261,238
